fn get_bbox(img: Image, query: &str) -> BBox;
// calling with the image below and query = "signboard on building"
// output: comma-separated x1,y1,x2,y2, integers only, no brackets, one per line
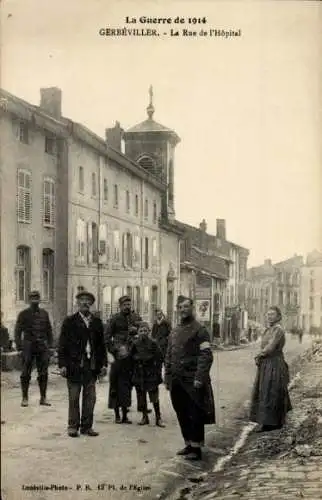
196,299,211,322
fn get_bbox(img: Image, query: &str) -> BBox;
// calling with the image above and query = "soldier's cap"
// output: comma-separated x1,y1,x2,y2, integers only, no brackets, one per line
177,295,193,306
29,290,40,300
119,295,131,305
76,291,95,305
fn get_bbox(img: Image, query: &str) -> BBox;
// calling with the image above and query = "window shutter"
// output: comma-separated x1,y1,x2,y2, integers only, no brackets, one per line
99,224,107,264
87,223,93,264
122,233,127,267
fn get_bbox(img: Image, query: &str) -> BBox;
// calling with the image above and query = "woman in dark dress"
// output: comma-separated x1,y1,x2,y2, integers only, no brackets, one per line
250,306,292,432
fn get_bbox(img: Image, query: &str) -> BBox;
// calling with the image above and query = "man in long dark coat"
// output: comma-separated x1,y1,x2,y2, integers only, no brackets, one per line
165,296,215,461
58,291,107,437
15,290,53,407
105,295,141,424
151,309,171,365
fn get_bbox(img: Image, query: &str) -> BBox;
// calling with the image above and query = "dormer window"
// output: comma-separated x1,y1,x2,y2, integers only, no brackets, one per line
137,155,155,170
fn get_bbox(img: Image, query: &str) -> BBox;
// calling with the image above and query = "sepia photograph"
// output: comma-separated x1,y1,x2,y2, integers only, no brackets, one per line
1,1,321,499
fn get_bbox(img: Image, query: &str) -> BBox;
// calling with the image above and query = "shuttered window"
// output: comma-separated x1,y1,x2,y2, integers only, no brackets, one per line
122,232,133,268
42,249,54,301
76,219,86,263
16,246,31,302
153,201,157,224
43,178,55,227
144,199,148,220
99,223,108,264
144,237,149,270
17,169,32,223
113,230,120,262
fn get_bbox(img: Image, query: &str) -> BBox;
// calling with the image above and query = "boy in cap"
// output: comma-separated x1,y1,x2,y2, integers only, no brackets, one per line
58,291,107,437
15,290,53,407
131,322,165,427
105,295,142,424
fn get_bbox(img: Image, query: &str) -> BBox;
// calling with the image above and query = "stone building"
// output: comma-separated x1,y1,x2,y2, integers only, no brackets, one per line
0,88,66,334
0,86,183,338
246,255,303,330
300,250,322,334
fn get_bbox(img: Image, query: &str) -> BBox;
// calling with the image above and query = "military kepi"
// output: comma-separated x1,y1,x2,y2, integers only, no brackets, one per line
119,295,131,305
29,290,40,300
176,295,191,306
76,290,95,305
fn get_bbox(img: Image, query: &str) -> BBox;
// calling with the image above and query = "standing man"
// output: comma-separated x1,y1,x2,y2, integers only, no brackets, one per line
58,291,107,437
105,295,141,424
15,291,53,407
151,309,171,366
165,296,215,461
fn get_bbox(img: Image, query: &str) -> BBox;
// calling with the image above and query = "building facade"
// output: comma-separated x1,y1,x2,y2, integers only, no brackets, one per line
0,87,182,338
246,255,303,330
0,89,67,334
300,250,322,334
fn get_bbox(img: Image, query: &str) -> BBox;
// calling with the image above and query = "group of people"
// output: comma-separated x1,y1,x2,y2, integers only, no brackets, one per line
7,289,293,461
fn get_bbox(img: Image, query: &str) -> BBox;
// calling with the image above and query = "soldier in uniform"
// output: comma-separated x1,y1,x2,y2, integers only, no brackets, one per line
165,296,215,461
14,290,53,407
105,295,142,424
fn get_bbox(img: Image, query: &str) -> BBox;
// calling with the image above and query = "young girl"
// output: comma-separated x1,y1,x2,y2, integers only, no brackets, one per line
131,322,165,427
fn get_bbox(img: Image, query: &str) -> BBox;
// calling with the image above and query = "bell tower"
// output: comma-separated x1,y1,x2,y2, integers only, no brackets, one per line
123,86,180,220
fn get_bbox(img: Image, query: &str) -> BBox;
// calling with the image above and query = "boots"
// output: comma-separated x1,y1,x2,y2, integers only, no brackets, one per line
138,412,149,425
115,408,122,424
121,407,132,424
38,376,51,406
21,379,29,407
153,401,165,428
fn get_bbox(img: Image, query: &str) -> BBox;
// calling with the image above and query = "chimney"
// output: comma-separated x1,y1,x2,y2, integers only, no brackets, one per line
264,259,272,266
216,219,226,240
199,219,207,232
40,87,62,118
105,121,124,152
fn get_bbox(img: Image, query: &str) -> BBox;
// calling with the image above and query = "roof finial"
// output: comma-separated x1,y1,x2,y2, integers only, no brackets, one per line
147,85,155,120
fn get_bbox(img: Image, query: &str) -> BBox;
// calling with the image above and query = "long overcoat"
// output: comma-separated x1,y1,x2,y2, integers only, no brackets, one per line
131,336,163,392
165,319,216,425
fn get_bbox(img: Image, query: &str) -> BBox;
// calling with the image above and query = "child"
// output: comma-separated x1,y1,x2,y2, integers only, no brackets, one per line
131,322,165,427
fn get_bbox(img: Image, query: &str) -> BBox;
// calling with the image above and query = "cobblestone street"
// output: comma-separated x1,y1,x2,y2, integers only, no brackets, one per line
1,335,310,500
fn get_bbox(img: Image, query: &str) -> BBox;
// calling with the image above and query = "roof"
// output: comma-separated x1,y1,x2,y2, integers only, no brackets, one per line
125,118,180,144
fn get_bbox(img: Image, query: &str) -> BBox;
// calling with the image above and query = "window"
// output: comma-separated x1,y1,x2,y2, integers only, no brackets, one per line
294,292,298,306
151,286,158,321
16,246,31,302
310,279,315,293
144,199,148,220
153,201,157,224
76,219,87,263
87,222,98,264
310,297,314,310
134,234,141,266
17,169,32,223
98,223,108,264
126,191,130,213
43,178,55,227
45,135,56,155
78,166,84,192
279,290,284,305
122,232,133,268
103,179,108,202
137,155,155,170
102,285,112,319
42,249,54,301
113,230,120,262
144,237,149,270
126,286,132,301
143,286,150,314
287,291,291,306
135,195,139,216
133,286,141,313
113,184,118,208
91,173,97,197
18,121,29,144
152,238,157,266
112,286,122,314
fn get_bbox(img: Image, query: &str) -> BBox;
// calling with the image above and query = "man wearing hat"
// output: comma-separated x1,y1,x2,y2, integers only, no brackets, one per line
165,295,216,461
105,295,142,424
58,290,107,437
14,290,53,407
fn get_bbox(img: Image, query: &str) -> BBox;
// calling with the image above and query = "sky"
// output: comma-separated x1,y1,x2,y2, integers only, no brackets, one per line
1,0,321,267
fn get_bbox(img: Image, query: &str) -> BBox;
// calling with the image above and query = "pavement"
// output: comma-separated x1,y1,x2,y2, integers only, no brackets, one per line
1,335,311,500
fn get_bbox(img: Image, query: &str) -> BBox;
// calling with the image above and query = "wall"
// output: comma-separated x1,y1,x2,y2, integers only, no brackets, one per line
0,112,59,335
